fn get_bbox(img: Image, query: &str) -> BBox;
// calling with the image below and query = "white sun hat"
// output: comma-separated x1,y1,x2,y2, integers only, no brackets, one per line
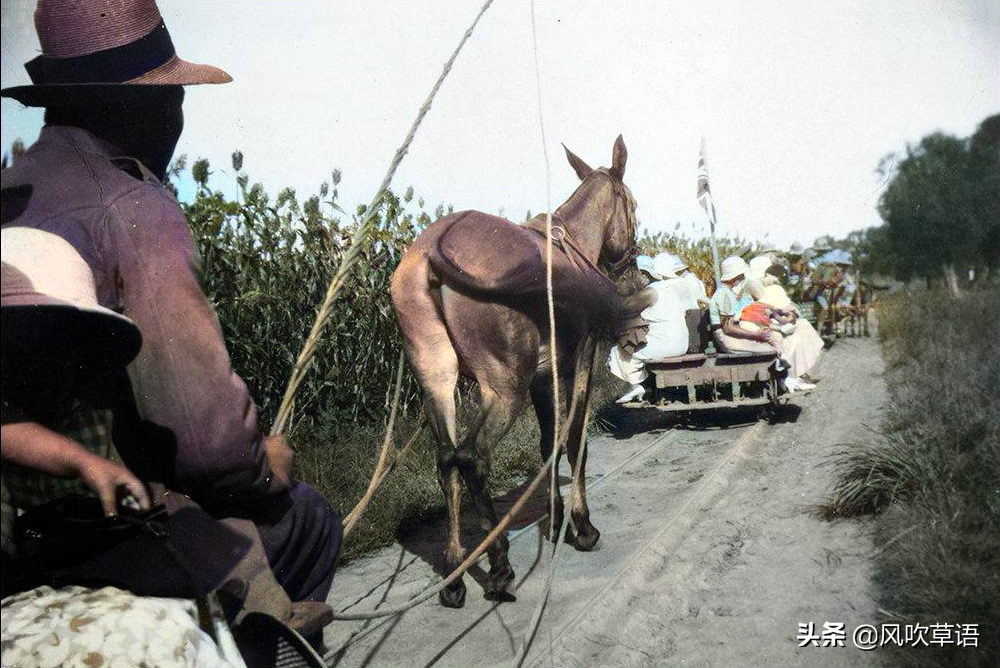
635,255,656,276
663,253,689,277
758,284,793,310
747,255,772,281
720,255,749,282
1,227,141,368
651,252,686,280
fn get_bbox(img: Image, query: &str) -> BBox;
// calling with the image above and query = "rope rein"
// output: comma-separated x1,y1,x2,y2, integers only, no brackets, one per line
316,1,573,640
512,3,575,664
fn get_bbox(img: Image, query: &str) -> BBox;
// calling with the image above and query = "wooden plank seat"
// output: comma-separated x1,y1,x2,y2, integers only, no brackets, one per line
715,350,778,364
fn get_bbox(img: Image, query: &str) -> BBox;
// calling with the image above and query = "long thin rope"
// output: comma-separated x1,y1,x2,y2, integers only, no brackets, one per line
322,443,560,627
271,0,497,436
513,4,565,665
522,424,764,668
531,1,561,460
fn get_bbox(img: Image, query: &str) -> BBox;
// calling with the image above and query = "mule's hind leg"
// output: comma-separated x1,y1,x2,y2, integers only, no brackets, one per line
391,266,467,607
455,388,522,600
420,364,469,608
562,336,601,551
423,370,468,608
530,371,565,542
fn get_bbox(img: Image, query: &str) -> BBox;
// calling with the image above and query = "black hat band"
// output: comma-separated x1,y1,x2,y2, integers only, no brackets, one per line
25,21,176,85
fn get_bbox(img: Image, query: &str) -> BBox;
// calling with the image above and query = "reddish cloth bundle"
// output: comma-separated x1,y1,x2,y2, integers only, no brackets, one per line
738,301,772,327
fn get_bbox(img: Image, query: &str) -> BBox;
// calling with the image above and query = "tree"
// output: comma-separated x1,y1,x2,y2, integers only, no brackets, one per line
878,134,968,292
875,115,999,292
968,115,1000,278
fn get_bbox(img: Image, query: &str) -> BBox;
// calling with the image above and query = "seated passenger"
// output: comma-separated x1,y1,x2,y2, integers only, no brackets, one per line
745,255,775,298
755,285,824,391
660,253,709,310
1,231,152,548
608,253,690,403
708,256,776,355
785,243,812,303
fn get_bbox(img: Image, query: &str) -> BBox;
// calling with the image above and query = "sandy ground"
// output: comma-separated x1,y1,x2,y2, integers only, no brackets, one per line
323,337,887,668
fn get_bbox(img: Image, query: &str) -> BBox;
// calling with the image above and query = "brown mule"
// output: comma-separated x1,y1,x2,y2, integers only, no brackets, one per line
390,136,637,608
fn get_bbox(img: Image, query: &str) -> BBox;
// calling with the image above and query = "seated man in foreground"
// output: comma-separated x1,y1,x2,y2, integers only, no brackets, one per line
1,0,341,626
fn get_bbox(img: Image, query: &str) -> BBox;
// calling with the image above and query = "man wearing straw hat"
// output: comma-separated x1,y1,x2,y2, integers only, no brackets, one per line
1,0,341,629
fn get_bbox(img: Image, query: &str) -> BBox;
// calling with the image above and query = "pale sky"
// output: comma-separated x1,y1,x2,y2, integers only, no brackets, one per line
3,1,998,248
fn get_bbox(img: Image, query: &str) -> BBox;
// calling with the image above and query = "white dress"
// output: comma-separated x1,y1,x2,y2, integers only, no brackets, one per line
608,280,689,384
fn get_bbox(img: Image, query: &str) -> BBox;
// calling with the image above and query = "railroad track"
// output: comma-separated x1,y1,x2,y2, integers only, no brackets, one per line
325,419,764,666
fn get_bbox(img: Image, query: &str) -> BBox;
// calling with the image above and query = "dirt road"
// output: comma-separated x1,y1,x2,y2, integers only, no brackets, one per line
323,337,886,668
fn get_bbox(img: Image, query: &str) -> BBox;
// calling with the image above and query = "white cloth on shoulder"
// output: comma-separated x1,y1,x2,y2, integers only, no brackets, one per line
666,273,708,311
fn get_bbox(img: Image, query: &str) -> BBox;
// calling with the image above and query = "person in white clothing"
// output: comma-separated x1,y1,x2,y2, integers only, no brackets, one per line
608,252,692,403
658,253,709,311
755,285,823,392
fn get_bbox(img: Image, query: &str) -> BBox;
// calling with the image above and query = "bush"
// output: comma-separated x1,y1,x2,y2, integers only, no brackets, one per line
180,156,433,429
822,286,1000,667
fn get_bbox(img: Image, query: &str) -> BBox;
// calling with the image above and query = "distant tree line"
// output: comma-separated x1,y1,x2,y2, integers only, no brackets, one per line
840,114,999,292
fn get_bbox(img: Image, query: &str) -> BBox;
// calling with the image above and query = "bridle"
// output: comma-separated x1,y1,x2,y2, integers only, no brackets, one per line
529,170,638,281
598,173,637,279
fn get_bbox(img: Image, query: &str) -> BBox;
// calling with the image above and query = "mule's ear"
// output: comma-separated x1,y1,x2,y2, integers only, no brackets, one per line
609,134,627,181
562,143,593,181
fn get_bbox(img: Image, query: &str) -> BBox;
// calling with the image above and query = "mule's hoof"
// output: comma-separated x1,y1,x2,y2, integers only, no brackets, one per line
566,523,601,552
483,565,516,603
484,589,517,603
439,582,467,609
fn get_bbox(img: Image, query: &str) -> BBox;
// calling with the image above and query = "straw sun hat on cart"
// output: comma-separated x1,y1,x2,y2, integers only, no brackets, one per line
720,256,750,282
0,0,231,108
1,227,141,371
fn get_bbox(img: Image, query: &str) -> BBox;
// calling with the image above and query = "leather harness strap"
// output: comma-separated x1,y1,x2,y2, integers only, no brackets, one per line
525,171,637,281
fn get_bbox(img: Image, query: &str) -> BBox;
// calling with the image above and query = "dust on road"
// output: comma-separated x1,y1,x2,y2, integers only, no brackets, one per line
324,337,886,668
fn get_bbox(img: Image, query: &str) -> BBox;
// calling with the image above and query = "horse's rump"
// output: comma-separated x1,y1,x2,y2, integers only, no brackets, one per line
428,211,620,332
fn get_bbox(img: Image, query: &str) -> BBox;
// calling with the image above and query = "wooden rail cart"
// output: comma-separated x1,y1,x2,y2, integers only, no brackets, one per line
621,349,787,419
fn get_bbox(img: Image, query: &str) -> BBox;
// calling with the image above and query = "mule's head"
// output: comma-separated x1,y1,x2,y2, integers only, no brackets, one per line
562,135,637,278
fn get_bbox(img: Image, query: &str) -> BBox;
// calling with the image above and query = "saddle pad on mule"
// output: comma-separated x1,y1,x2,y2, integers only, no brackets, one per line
430,210,621,331
434,211,546,295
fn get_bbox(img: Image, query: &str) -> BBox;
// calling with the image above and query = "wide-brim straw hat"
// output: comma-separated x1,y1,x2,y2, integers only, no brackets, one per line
1,0,231,107
1,227,141,369
720,255,749,282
